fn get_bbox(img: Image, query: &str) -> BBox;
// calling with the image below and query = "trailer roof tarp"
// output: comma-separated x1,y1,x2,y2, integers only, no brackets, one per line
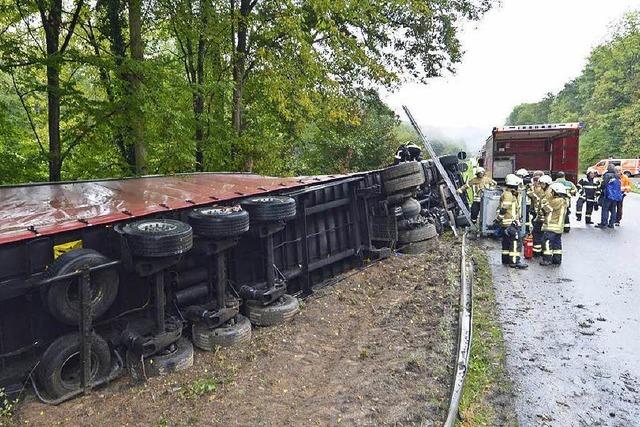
0,173,349,245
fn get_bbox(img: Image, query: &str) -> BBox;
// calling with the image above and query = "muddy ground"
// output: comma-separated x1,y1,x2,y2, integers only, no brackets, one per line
12,238,461,427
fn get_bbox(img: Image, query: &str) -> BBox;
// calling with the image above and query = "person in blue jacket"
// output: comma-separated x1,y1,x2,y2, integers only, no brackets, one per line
596,164,623,229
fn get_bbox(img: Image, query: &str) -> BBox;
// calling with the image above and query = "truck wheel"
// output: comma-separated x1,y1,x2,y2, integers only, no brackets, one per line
240,196,296,222
244,294,299,326
127,337,193,380
399,238,438,254
381,161,422,181
188,205,249,239
36,332,112,400
438,155,458,167
122,219,193,257
398,223,438,244
420,162,434,185
192,315,252,350
386,191,413,206
400,198,421,219
44,249,119,325
383,172,425,195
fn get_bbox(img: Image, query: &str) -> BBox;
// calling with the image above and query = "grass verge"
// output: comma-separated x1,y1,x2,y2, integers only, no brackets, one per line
456,243,517,426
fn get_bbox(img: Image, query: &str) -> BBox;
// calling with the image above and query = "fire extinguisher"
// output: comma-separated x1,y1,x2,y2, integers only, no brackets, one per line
523,234,534,259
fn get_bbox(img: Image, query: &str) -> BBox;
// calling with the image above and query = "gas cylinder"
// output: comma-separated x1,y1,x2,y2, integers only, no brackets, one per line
523,234,534,259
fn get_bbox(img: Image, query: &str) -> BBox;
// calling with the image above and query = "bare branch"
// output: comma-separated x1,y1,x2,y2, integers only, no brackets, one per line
16,0,46,55
60,0,85,53
10,72,47,158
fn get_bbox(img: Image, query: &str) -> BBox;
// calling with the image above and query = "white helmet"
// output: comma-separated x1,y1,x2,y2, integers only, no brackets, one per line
516,168,528,177
586,167,597,175
550,182,567,195
539,175,553,185
475,167,486,176
505,173,523,187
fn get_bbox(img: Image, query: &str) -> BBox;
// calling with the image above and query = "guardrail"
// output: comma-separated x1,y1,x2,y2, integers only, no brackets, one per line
443,231,473,427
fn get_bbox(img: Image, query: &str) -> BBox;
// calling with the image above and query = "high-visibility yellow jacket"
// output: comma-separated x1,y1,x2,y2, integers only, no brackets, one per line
530,184,547,219
496,189,521,227
458,176,496,202
541,195,568,233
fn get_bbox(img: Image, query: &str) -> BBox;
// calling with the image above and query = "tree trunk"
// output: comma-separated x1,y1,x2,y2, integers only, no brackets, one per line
231,0,250,136
41,0,63,181
128,0,147,175
45,41,62,181
194,1,207,172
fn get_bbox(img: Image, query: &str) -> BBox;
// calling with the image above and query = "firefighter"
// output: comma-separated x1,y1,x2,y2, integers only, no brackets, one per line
393,143,423,164
555,171,577,233
496,174,528,269
456,166,496,223
575,168,600,224
516,168,532,231
540,182,569,266
531,174,552,257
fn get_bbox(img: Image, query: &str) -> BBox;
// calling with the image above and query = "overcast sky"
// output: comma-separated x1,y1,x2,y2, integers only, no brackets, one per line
382,0,640,151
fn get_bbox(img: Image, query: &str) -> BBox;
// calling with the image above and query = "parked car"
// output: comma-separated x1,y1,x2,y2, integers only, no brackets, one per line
592,158,640,177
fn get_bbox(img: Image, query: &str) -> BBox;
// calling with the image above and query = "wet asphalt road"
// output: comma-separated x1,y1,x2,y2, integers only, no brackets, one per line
488,193,640,426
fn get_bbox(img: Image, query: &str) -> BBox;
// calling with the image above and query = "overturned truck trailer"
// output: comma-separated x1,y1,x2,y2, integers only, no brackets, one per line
0,158,466,404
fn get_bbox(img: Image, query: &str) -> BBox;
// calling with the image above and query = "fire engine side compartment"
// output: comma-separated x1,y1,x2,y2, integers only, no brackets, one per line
485,124,581,183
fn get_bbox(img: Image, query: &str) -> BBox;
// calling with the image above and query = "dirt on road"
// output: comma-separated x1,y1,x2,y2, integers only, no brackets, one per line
12,238,461,427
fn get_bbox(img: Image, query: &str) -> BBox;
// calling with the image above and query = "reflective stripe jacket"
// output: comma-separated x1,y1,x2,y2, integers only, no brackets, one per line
458,176,496,202
531,184,547,219
577,177,600,202
496,189,521,227
541,195,568,233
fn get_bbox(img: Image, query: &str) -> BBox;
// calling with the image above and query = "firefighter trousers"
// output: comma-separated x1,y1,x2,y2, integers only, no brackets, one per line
471,201,481,222
532,221,543,257
501,232,522,265
576,198,596,223
542,231,562,265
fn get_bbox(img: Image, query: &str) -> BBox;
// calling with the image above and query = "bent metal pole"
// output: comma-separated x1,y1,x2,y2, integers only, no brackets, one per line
402,105,474,227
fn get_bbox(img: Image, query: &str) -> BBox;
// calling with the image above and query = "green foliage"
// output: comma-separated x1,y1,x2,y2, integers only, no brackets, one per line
0,0,496,183
0,387,16,420
505,11,640,169
181,377,221,400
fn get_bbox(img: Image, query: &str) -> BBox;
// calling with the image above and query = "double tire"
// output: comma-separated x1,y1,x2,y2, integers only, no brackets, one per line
398,223,438,244
127,337,194,380
382,162,425,195
188,205,250,239
192,314,252,350
244,294,299,326
36,332,112,400
241,196,296,222
43,249,119,325
121,219,193,257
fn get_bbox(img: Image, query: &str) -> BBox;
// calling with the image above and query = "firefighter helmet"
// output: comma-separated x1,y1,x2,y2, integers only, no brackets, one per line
475,167,486,176
516,168,528,177
505,174,522,187
539,175,553,185
532,170,543,178
550,182,567,195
